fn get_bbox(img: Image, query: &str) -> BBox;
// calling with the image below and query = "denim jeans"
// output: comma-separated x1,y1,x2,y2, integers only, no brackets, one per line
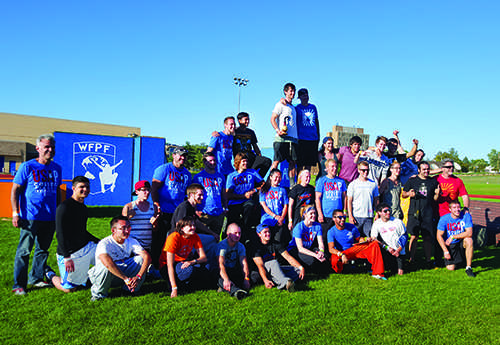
13,220,55,289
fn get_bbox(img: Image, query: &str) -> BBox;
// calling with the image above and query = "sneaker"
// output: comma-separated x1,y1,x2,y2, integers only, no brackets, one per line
285,279,295,292
45,266,56,282
465,267,476,278
426,261,438,270
234,289,247,300
33,281,51,288
217,287,224,293
147,265,163,280
371,275,388,281
12,287,27,296
91,296,104,302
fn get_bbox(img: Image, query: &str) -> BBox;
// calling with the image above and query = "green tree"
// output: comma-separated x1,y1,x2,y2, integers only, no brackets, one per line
471,159,488,172
434,148,461,163
167,142,207,172
487,149,500,171
461,156,470,173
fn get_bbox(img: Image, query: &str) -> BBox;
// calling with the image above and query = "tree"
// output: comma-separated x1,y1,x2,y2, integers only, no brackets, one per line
461,156,470,173
167,142,207,172
471,159,488,172
487,149,500,172
434,148,461,164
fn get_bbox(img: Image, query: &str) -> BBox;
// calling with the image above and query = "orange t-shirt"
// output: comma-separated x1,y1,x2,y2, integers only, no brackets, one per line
159,232,202,269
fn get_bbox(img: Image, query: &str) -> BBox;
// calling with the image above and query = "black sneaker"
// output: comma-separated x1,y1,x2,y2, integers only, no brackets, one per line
234,290,247,300
45,265,56,282
465,267,476,278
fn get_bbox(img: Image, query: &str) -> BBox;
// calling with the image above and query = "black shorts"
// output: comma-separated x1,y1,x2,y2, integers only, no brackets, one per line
406,217,433,238
445,240,465,266
298,139,319,166
273,141,298,163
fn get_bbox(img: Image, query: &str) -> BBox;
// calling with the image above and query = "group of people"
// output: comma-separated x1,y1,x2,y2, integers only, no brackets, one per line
10,83,476,300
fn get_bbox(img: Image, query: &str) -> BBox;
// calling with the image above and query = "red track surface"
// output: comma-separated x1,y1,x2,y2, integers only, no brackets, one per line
470,194,500,200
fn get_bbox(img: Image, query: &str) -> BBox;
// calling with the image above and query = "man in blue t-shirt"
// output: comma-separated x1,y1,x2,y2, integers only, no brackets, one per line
11,134,62,295
193,152,227,235
327,209,387,280
316,159,347,242
207,116,235,177
437,200,475,277
295,88,320,172
151,146,192,267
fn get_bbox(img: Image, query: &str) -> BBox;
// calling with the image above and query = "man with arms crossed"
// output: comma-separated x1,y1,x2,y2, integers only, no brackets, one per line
295,88,320,172
45,176,100,292
88,215,151,301
11,134,62,295
151,147,192,267
436,200,475,277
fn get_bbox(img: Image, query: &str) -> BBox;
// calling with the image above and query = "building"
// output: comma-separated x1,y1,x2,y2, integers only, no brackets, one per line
0,112,141,174
327,125,370,150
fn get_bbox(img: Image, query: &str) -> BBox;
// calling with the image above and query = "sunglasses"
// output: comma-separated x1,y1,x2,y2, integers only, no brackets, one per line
334,216,347,220
359,169,369,172
381,209,391,213
442,165,454,169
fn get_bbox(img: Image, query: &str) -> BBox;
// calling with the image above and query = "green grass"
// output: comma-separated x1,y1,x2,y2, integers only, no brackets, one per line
460,174,500,196
1,217,499,345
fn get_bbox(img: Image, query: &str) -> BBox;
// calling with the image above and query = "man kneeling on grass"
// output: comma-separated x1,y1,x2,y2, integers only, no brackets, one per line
249,223,304,292
88,216,151,301
327,209,387,280
217,223,250,300
436,200,475,278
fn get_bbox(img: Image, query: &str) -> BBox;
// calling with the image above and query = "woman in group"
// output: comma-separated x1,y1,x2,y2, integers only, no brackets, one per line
226,152,264,241
379,161,403,220
259,169,289,244
287,205,328,273
288,169,316,231
159,217,209,298
122,180,159,252
317,136,338,178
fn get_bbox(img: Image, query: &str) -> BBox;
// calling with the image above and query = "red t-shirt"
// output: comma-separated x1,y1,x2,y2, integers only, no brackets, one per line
159,232,202,269
436,174,468,216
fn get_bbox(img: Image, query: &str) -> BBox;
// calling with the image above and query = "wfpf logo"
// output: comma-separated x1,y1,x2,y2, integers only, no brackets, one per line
73,142,123,195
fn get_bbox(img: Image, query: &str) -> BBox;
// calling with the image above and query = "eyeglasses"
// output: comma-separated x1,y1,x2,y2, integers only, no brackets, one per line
381,209,391,213
442,165,454,169
334,216,347,220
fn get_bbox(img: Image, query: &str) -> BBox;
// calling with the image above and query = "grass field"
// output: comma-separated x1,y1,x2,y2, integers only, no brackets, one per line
461,174,500,196
1,216,499,345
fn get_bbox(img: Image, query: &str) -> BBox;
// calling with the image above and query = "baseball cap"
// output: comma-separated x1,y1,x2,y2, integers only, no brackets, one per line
133,180,151,195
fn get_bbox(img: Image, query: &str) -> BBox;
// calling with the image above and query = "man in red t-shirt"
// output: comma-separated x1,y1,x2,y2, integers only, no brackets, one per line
435,159,469,217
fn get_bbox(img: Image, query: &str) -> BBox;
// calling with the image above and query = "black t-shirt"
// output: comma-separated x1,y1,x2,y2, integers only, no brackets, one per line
171,200,197,230
404,176,438,221
288,184,316,226
384,152,408,163
249,239,285,264
233,127,258,158
56,198,99,257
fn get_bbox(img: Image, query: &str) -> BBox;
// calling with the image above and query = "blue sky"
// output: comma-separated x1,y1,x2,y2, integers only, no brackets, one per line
1,1,498,160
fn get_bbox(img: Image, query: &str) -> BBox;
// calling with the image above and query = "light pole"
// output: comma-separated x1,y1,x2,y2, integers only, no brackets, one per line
234,77,249,113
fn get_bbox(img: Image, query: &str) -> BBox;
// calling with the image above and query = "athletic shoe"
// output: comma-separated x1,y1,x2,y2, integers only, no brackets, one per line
33,281,51,288
45,266,56,282
12,288,27,296
234,290,247,300
217,287,224,293
465,267,476,278
91,296,104,302
371,275,388,281
147,265,163,280
285,279,295,292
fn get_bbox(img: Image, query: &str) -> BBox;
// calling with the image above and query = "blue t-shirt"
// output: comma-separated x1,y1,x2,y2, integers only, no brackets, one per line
259,186,288,226
295,103,319,141
437,213,473,244
400,159,418,185
226,169,263,205
217,239,246,269
315,176,347,218
327,223,360,251
152,163,192,213
209,132,235,176
193,170,225,216
288,221,323,250
13,159,62,221
279,160,290,188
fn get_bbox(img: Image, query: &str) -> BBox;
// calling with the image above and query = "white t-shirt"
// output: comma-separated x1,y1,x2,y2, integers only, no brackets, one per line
273,101,298,141
347,178,379,217
95,235,144,269
371,218,406,254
